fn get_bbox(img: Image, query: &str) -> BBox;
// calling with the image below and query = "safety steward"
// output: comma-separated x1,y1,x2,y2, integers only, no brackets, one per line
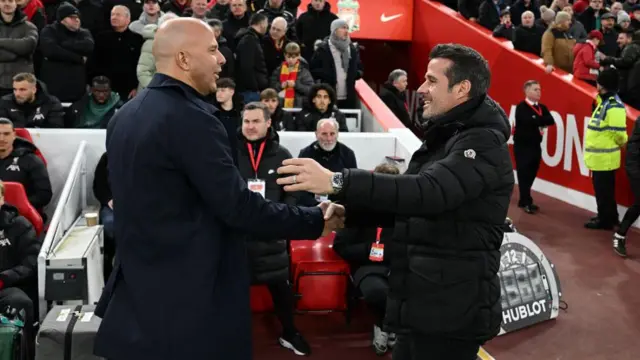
584,67,628,230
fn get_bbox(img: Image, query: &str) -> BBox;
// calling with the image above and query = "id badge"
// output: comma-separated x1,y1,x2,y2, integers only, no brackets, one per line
369,243,384,262
315,194,329,202
248,179,266,198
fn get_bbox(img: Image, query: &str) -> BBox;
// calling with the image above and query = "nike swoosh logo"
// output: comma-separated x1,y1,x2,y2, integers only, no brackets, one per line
268,169,275,174
380,13,403,22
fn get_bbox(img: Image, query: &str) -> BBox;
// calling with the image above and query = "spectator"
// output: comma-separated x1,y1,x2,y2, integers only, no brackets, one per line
333,162,399,356
234,12,269,103
294,83,348,131
39,3,94,103
600,30,640,106
310,19,363,109
260,88,295,131
493,9,514,40
92,5,143,100
584,68,627,230
222,0,250,50
537,6,555,28
207,18,234,79
577,0,609,33
103,0,143,28
129,0,163,36
458,0,482,22
549,0,569,12
183,0,213,20
573,0,589,14
262,16,291,77
136,12,178,91
0,118,52,211
161,0,189,16
256,0,296,40
599,13,620,56
15,0,44,32
563,6,588,43
0,0,38,98
211,77,243,165
574,30,604,85
92,152,115,278
44,0,106,38
295,0,337,61
478,0,504,31
513,11,546,56
541,11,576,73
510,0,540,26
630,4,640,29
208,0,230,20
612,1,624,16
0,72,65,128
249,0,299,15
69,76,123,128
0,179,39,357
617,10,631,32
270,42,313,108
237,101,310,356
378,69,411,129
624,0,637,13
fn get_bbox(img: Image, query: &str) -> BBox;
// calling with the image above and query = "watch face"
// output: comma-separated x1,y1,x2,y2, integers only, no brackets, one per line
332,173,343,187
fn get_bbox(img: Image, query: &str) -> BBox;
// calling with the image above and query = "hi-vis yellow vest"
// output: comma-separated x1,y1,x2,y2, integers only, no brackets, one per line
584,94,628,171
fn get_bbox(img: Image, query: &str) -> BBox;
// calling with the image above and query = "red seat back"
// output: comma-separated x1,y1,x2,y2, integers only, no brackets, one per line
3,182,43,236
13,128,47,167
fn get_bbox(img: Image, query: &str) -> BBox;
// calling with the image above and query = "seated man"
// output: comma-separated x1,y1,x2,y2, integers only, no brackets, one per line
333,163,398,356
0,179,40,354
93,152,115,279
0,118,52,213
69,76,123,128
0,73,65,128
297,118,356,204
237,102,310,355
260,88,295,131
294,83,348,131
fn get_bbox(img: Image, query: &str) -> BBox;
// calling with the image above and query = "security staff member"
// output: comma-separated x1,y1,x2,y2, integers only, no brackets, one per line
584,67,628,230
513,80,555,214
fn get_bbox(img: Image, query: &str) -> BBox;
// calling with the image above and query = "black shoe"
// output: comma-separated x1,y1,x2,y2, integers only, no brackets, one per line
584,219,615,230
279,332,311,356
613,234,627,257
522,205,538,214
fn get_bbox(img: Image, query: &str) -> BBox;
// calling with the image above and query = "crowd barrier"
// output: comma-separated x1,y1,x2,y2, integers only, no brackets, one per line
409,0,640,218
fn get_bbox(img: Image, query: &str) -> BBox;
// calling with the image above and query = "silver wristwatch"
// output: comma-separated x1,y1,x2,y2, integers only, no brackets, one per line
331,172,343,194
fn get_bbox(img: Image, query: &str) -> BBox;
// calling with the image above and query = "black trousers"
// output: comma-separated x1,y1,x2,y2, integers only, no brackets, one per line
358,274,389,326
0,287,35,359
266,281,297,335
392,333,479,360
592,170,619,225
618,180,640,236
514,142,542,207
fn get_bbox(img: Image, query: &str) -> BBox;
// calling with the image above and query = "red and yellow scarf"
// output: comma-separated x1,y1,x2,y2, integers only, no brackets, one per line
279,61,299,108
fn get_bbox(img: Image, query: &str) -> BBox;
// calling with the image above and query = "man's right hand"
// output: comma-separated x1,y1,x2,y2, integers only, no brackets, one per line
318,201,345,236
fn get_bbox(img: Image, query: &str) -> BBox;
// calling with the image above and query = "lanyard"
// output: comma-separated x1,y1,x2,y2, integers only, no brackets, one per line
247,141,266,178
527,102,542,116
376,227,382,244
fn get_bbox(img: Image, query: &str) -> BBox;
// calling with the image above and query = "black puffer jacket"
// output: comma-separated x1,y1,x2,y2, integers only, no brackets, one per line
337,95,514,341
237,127,296,284
234,27,269,93
0,204,39,288
625,118,640,184
0,137,52,209
0,80,65,128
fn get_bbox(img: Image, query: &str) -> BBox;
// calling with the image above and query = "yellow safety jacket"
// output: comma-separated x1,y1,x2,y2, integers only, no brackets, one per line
584,94,628,171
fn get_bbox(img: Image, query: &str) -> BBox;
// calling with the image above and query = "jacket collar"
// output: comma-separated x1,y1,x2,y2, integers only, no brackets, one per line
148,73,218,113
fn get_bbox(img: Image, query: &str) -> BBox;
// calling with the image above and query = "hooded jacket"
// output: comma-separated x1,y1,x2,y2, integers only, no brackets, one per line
0,10,38,89
0,137,52,209
0,80,65,128
136,23,158,91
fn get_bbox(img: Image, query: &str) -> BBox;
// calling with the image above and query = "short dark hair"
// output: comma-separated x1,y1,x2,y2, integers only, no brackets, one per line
92,76,111,87
207,18,223,29
217,77,235,90
0,118,14,129
260,88,278,100
429,44,491,98
523,80,539,91
243,101,271,122
12,73,36,84
249,13,267,26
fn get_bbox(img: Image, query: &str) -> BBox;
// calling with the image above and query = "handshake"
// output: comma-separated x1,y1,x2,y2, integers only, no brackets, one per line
318,201,345,236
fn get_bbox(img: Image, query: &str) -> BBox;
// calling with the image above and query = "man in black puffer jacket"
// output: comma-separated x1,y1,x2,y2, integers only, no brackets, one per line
276,44,515,360
236,102,311,356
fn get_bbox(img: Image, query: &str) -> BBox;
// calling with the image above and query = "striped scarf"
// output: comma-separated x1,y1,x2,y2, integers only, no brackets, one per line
279,61,299,108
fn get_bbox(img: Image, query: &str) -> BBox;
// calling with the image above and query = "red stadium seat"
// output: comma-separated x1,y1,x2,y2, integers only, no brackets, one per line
3,182,43,236
289,233,351,321
250,285,274,313
13,128,47,167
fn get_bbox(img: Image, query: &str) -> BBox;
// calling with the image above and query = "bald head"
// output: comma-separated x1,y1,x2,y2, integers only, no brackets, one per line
152,18,225,95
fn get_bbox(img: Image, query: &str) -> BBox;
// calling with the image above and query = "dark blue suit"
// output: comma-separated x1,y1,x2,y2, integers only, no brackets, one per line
93,74,324,360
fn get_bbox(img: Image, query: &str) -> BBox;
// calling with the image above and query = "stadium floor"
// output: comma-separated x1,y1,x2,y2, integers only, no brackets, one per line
252,187,640,359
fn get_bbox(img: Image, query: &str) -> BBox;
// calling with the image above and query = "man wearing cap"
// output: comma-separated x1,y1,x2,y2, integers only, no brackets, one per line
573,30,604,85
584,67,628,230
129,0,163,36
576,0,610,32
599,12,620,56
39,2,94,103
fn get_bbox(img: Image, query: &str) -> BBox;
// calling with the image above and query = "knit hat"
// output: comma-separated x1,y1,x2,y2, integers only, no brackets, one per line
330,19,348,34
597,67,619,92
588,30,603,41
541,8,556,23
57,2,79,22
618,10,631,24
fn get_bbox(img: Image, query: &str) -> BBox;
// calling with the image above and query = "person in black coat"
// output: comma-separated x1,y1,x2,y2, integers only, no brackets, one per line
209,77,243,165
513,11,546,56
0,74,65,128
513,80,555,214
234,13,269,103
222,0,250,51
295,0,337,61
92,152,115,279
613,117,640,257
237,102,310,356
260,88,295,131
93,19,343,360
277,44,514,360
207,19,235,78
378,69,411,129
478,0,504,31
294,83,348,131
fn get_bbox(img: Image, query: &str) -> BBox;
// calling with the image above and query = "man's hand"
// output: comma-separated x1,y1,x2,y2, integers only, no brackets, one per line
108,199,113,209
128,89,137,99
318,201,345,236
277,158,335,194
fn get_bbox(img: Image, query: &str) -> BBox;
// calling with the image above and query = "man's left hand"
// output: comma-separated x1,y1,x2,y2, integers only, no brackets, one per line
277,158,334,194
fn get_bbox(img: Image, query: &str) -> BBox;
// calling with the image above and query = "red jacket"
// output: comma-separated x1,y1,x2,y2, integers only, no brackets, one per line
573,41,600,81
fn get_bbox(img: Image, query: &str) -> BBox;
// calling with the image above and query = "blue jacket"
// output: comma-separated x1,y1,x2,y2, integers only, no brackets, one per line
93,73,324,360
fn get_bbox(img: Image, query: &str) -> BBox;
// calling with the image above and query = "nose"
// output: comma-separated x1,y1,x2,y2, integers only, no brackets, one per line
417,80,428,94
217,51,226,66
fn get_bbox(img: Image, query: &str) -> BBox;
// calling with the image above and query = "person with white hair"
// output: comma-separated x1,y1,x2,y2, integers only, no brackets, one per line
378,69,412,128
262,16,291,76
